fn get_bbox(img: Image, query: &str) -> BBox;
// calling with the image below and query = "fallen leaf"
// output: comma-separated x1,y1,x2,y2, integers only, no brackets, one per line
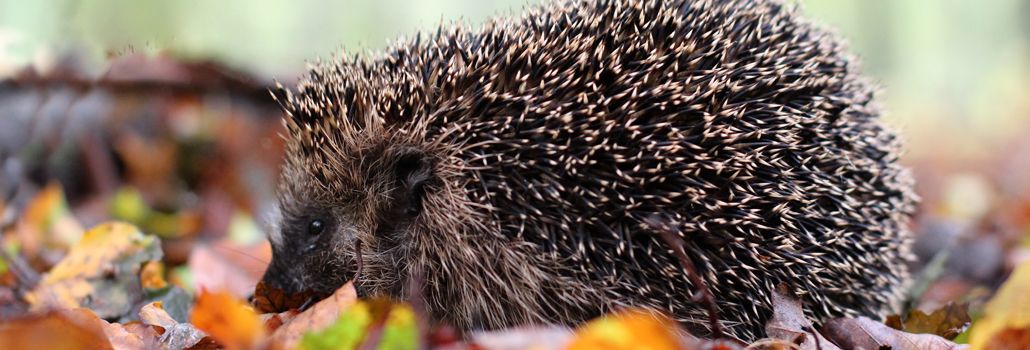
25,221,161,318
160,323,211,350
299,299,418,350
190,289,265,350
143,285,193,323
140,260,168,290
189,240,270,299
0,309,110,350
22,183,73,236
109,186,151,225
470,326,573,350
821,317,968,350
374,304,418,350
16,183,84,260
253,280,319,313
566,309,686,350
981,327,1030,350
120,322,162,349
0,308,146,350
270,282,358,349
140,302,178,328
968,260,1030,349
887,302,971,339
262,309,300,333
93,314,149,350
140,301,209,350
763,285,841,350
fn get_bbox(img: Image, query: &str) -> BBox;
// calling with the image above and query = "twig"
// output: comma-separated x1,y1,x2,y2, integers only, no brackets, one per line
407,269,431,350
644,214,724,340
804,325,822,350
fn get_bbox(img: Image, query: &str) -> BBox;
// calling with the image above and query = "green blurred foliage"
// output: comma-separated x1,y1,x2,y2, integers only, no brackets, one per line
0,0,540,75
1,0,1028,157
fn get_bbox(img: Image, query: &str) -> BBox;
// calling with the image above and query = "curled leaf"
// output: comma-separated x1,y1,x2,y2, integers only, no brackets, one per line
270,282,357,349
764,285,841,350
821,317,967,350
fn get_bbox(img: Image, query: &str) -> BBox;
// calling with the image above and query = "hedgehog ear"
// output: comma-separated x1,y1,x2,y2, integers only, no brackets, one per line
394,151,433,215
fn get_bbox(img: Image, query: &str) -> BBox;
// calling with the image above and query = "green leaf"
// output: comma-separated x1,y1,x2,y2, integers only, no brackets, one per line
298,301,417,350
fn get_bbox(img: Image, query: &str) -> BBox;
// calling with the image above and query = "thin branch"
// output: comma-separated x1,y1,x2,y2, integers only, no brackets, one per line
644,214,724,340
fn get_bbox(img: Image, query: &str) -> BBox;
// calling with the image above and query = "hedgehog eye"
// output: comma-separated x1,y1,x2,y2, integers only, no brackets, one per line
308,219,326,236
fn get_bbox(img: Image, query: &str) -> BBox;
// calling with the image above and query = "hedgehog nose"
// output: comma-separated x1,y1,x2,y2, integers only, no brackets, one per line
259,259,300,294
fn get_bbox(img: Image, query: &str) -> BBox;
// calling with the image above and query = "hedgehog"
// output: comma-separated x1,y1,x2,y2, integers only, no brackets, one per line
259,0,917,341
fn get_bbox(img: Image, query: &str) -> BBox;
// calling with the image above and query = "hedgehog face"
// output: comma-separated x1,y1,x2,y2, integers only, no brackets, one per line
261,139,437,300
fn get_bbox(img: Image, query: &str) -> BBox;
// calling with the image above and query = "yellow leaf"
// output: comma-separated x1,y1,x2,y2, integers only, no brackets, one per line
17,183,83,256
566,309,682,350
191,290,265,350
969,260,1030,349
23,183,67,231
140,261,168,290
25,221,158,312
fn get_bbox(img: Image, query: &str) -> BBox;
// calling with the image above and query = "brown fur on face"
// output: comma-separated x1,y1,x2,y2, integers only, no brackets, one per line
261,0,916,341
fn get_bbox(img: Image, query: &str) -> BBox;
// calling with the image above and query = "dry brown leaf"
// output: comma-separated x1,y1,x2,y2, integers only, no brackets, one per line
190,290,265,350
253,280,319,313
91,311,149,350
821,317,968,350
0,308,147,350
763,285,841,350
270,281,358,350
121,322,162,349
886,302,970,339
262,309,300,333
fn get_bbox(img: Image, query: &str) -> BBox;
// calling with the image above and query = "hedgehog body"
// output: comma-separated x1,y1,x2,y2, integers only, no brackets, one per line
262,0,916,341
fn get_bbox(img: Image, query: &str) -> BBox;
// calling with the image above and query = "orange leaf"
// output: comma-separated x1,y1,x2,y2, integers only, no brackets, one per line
0,308,149,350
566,309,684,350
140,261,168,290
190,290,265,350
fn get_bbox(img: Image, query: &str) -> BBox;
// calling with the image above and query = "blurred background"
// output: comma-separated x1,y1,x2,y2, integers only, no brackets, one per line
1,0,1029,318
